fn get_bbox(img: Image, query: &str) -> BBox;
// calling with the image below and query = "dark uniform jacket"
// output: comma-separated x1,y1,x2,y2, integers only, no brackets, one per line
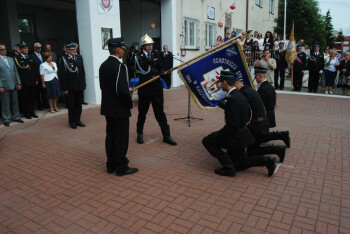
126,50,136,78
134,50,163,96
293,51,306,72
99,56,132,118
258,81,276,128
239,85,269,134
31,52,44,85
217,89,255,148
14,54,37,86
58,54,86,92
274,49,288,70
161,50,173,71
339,59,350,76
307,51,324,72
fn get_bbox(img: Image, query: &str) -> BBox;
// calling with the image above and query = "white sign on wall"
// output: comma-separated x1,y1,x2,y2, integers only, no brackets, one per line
97,0,115,15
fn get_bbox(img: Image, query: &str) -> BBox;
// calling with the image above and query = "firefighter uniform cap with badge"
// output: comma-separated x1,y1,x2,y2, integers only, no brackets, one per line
65,42,77,50
18,41,28,48
254,66,268,74
219,70,240,81
106,37,126,49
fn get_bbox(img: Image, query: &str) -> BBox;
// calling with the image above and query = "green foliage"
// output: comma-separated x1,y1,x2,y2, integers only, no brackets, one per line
274,0,330,49
18,19,29,33
335,30,345,42
323,10,334,47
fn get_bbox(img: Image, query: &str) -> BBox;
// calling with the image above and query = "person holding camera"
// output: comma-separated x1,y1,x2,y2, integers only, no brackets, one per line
253,49,276,86
324,49,340,94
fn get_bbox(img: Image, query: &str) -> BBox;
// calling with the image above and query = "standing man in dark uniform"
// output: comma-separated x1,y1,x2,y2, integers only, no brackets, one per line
134,34,176,145
307,44,324,93
161,45,173,89
274,42,288,90
202,71,276,177
58,42,86,129
232,75,288,162
292,45,306,91
99,37,138,176
14,41,38,119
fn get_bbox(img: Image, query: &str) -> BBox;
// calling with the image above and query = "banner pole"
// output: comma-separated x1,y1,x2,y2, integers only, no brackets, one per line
291,63,294,90
131,34,244,92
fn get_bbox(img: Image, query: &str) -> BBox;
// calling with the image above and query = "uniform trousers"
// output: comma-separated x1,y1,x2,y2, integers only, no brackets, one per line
105,117,129,172
67,90,83,124
202,131,268,170
274,68,285,89
137,93,170,136
35,83,48,109
308,71,320,92
0,89,20,122
293,70,303,90
19,85,35,116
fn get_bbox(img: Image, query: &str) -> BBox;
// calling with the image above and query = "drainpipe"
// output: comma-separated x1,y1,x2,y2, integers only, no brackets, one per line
246,0,249,30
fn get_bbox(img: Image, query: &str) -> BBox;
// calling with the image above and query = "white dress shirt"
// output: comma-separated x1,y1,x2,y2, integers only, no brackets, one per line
40,62,58,82
1,55,10,68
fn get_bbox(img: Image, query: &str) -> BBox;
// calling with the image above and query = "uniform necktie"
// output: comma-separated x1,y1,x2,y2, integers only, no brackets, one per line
37,53,43,63
147,53,151,60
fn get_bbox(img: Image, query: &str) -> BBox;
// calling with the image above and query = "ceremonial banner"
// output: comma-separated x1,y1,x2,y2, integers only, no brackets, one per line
178,42,254,110
285,24,297,65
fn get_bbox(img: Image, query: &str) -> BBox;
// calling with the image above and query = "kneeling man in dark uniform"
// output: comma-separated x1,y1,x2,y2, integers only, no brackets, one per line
202,71,276,177
99,38,138,176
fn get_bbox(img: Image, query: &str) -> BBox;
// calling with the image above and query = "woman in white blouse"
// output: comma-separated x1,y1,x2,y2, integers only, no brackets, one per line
324,50,340,94
257,33,264,51
40,52,62,113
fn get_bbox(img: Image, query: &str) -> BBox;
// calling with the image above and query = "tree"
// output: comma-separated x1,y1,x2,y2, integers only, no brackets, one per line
274,0,327,49
323,10,334,47
335,29,345,42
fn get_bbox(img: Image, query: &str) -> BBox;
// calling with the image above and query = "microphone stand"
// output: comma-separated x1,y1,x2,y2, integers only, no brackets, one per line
172,56,203,127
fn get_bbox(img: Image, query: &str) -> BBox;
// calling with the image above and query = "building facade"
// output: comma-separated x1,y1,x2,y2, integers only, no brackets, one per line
0,0,278,105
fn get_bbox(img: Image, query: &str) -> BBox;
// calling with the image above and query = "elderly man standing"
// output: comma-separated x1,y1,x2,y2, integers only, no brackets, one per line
254,49,276,85
0,43,24,127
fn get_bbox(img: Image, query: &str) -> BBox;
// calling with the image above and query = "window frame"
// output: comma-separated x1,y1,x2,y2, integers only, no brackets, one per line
184,18,199,49
255,0,262,7
205,22,216,50
269,0,274,14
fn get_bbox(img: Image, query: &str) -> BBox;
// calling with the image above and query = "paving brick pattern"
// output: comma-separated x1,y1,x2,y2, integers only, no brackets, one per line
0,87,349,233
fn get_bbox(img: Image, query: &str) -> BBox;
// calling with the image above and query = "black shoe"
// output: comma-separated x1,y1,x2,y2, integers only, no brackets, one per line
25,115,32,119
107,168,115,174
276,145,286,163
116,168,138,176
281,131,290,148
308,90,312,93
76,122,86,127
82,101,88,105
31,113,38,118
137,133,144,144
163,136,177,145
3,122,10,127
13,119,24,123
70,123,77,129
214,167,236,177
266,157,276,177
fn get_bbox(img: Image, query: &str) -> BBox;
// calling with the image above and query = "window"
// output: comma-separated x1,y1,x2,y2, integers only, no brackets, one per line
18,18,33,33
269,0,274,13
255,0,262,7
205,23,216,49
184,18,199,49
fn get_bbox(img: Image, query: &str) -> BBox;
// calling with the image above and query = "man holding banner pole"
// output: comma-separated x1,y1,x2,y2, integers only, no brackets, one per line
134,34,177,146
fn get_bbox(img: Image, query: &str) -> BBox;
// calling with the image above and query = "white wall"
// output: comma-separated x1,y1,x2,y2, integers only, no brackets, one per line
76,0,121,105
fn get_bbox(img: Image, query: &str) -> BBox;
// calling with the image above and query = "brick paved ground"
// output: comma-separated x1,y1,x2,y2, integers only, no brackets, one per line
0,87,349,233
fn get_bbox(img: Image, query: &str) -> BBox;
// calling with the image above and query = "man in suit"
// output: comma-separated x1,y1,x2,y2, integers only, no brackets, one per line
161,45,173,89
14,41,38,119
255,66,290,145
307,44,324,93
292,45,306,91
134,34,176,146
274,42,288,90
99,37,138,176
233,76,287,162
58,42,86,129
202,70,276,177
32,42,48,110
0,43,24,126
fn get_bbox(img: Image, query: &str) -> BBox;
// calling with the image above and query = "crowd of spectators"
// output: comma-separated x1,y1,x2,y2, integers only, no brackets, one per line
215,27,350,95
0,41,87,127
